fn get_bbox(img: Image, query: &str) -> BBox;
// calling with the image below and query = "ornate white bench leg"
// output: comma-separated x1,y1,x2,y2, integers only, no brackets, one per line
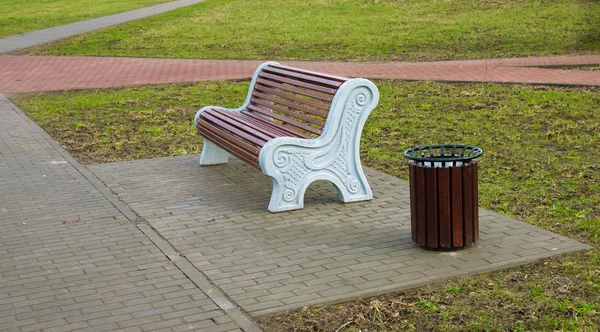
259,79,379,213
199,139,229,165
265,170,371,213
267,177,306,212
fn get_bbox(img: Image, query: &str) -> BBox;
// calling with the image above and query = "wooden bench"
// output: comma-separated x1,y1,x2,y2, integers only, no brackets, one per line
194,62,379,212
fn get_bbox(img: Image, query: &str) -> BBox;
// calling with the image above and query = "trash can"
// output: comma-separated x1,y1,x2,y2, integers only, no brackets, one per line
404,144,483,250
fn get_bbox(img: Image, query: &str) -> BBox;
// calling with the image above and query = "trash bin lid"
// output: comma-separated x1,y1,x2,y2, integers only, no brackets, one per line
404,144,483,166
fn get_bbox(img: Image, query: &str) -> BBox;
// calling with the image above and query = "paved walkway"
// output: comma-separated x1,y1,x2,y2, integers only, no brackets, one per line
0,0,206,53
88,155,590,317
0,96,259,332
0,54,599,93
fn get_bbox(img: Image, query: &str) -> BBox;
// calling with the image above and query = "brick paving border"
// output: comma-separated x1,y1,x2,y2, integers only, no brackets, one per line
88,155,592,317
1,55,599,94
0,0,207,53
0,96,260,331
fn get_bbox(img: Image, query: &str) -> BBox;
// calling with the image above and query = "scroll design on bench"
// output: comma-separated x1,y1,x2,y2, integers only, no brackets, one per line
259,83,377,212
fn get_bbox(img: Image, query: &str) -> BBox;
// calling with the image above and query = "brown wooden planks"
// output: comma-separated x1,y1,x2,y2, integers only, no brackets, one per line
259,72,338,95
196,120,260,169
409,162,417,244
250,94,326,126
254,84,331,113
425,166,438,248
270,64,348,83
451,166,463,247
262,66,344,88
256,78,333,102
196,120,260,158
194,64,349,183
408,161,479,250
437,167,451,248
239,111,312,139
210,109,279,140
415,165,427,247
201,111,268,147
252,89,329,117
247,104,322,135
463,164,474,245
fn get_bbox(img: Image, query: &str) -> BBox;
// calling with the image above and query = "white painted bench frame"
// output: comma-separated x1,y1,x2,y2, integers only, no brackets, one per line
194,62,379,212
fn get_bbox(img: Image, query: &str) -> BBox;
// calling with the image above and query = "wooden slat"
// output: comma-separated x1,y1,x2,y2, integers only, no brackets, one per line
415,166,427,247
201,134,260,170
252,91,327,121
254,83,331,112
238,111,310,139
201,112,268,147
256,78,333,102
425,166,438,248
247,104,322,135
251,97,325,127
196,120,260,168
263,66,343,88
271,64,348,82
259,72,338,95
451,166,463,248
198,132,260,169
209,109,279,140
463,164,474,245
197,119,260,157
437,167,451,248
252,88,329,117
409,162,417,244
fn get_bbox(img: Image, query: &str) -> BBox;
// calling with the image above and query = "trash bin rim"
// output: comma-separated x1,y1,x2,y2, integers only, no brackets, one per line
404,144,483,163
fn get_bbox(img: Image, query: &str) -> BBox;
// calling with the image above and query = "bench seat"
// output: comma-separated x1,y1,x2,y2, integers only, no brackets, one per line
196,107,309,169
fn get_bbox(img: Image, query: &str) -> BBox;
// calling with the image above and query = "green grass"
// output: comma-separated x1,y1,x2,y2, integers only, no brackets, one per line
0,0,172,38
9,82,248,164
9,81,600,331
23,0,600,61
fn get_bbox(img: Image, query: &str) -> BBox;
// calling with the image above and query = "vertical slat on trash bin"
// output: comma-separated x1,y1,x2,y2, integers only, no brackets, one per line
415,165,427,247
463,164,474,245
473,161,479,242
437,167,451,248
451,166,463,248
425,166,438,248
409,162,417,244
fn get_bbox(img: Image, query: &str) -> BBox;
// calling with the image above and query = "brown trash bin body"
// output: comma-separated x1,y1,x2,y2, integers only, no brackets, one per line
409,160,479,250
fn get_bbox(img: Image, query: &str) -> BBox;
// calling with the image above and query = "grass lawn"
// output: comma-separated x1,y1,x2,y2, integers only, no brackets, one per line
10,81,600,331
0,0,172,38
22,0,600,61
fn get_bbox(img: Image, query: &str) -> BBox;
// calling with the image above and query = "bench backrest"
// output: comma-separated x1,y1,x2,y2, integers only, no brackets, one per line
245,64,349,138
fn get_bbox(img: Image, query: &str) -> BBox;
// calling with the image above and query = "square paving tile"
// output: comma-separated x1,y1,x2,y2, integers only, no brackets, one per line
88,155,590,316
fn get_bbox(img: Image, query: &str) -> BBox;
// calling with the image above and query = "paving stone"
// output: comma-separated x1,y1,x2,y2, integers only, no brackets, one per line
1,55,600,95
88,154,591,316
0,99,253,331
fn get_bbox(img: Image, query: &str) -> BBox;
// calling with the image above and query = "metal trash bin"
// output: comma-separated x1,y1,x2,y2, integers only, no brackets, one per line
404,144,483,250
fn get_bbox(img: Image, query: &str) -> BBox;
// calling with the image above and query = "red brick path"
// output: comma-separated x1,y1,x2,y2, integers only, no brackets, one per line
1,55,599,93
